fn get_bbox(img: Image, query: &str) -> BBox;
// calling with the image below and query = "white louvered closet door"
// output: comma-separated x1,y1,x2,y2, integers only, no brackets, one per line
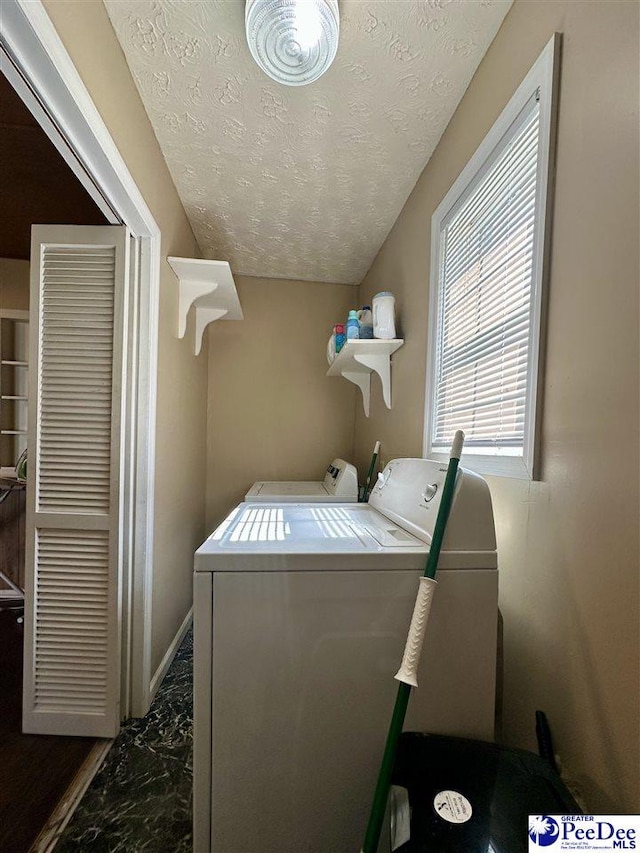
23,225,128,737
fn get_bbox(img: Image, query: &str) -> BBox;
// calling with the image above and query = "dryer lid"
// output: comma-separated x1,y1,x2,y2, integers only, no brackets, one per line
249,481,331,498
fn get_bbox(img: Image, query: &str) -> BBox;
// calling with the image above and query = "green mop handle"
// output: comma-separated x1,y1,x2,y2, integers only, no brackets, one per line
361,430,465,853
361,441,381,502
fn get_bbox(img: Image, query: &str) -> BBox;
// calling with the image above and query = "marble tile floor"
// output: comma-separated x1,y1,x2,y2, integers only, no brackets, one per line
56,630,193,853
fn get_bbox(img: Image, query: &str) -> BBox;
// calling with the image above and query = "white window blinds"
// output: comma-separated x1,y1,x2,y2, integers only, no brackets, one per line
431,94,541,455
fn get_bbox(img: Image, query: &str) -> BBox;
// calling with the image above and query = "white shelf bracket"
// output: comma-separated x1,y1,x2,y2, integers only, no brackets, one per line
342,370,371,417
327,340,403,417
194,307,227,356
354,353,393,408
178,280,219,340
168,257,243,356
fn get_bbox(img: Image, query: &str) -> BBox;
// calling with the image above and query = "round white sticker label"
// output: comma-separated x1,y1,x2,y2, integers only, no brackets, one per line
433,790,473,824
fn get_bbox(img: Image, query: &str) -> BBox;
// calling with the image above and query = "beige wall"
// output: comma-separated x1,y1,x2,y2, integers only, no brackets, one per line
206,275,357,530
357,0,639,812
42,0,208,675
0,260,30,312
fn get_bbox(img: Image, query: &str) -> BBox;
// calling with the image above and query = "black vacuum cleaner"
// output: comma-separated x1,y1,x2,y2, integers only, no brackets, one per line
388,712,581,853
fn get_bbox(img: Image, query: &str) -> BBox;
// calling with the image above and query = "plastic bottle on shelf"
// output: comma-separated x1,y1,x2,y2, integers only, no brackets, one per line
357,306,374,339
373,292,396,339
334,324,346,353
346,310,360,340
327,334,336,365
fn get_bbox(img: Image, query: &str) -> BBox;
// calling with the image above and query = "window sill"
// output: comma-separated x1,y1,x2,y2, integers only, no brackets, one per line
427,451,534,480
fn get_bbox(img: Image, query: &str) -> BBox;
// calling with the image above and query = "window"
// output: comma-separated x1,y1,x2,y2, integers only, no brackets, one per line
423,35,560,479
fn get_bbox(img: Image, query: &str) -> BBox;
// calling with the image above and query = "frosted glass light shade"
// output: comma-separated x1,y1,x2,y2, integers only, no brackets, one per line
245,0,339,87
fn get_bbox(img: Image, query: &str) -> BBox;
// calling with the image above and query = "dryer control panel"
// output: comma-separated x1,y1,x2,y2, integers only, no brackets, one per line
323,459,358,498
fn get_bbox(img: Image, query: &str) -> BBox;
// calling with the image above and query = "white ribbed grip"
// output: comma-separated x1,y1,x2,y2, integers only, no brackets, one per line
394,577,437,687
450,429,465,461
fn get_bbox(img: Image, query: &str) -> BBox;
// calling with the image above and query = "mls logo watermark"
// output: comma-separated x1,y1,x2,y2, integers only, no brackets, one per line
528,815,639,850
529,816,560,847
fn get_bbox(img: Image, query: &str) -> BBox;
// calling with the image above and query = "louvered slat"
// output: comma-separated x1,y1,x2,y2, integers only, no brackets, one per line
33,529,109,713
37,246,115,514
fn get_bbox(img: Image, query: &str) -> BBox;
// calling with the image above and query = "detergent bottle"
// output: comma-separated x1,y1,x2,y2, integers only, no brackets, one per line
357,306,374,339
346,310,360,340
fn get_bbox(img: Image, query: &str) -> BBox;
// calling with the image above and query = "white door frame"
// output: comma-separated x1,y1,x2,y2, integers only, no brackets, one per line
0,0,159,717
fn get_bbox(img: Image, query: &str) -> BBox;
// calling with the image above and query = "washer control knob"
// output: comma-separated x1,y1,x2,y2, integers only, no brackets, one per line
377,470,391,490
422,483,438,502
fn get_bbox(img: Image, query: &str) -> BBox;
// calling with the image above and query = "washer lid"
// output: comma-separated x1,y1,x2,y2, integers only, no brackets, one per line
209,504,420,551
194,503,435,571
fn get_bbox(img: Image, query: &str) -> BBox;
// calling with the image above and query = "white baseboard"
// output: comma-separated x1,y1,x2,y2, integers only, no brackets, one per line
148,607,193,704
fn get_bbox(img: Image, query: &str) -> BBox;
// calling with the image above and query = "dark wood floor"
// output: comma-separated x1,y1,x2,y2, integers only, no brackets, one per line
0,482,26,591
0,604,97,853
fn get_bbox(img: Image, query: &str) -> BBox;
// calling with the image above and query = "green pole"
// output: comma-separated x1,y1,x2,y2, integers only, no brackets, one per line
360,441,381,502
361,430,465,853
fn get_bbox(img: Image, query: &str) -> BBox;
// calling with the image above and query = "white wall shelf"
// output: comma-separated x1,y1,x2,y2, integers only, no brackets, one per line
168,257,243,356
327,339,404,417
0,314,29,468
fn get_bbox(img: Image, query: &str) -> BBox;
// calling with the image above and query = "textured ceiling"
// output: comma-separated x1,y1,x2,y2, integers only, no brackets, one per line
105,0,512,284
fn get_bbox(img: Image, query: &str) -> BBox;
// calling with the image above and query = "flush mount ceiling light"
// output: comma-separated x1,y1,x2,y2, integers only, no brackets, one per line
245,0,339,87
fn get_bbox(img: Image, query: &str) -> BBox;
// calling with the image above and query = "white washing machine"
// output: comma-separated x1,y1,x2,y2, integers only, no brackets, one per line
193,458,498,853
245,457,358,502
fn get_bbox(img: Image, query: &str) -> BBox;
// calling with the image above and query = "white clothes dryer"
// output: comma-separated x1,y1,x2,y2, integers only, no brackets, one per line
193,458,498,853
245,457,358,502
